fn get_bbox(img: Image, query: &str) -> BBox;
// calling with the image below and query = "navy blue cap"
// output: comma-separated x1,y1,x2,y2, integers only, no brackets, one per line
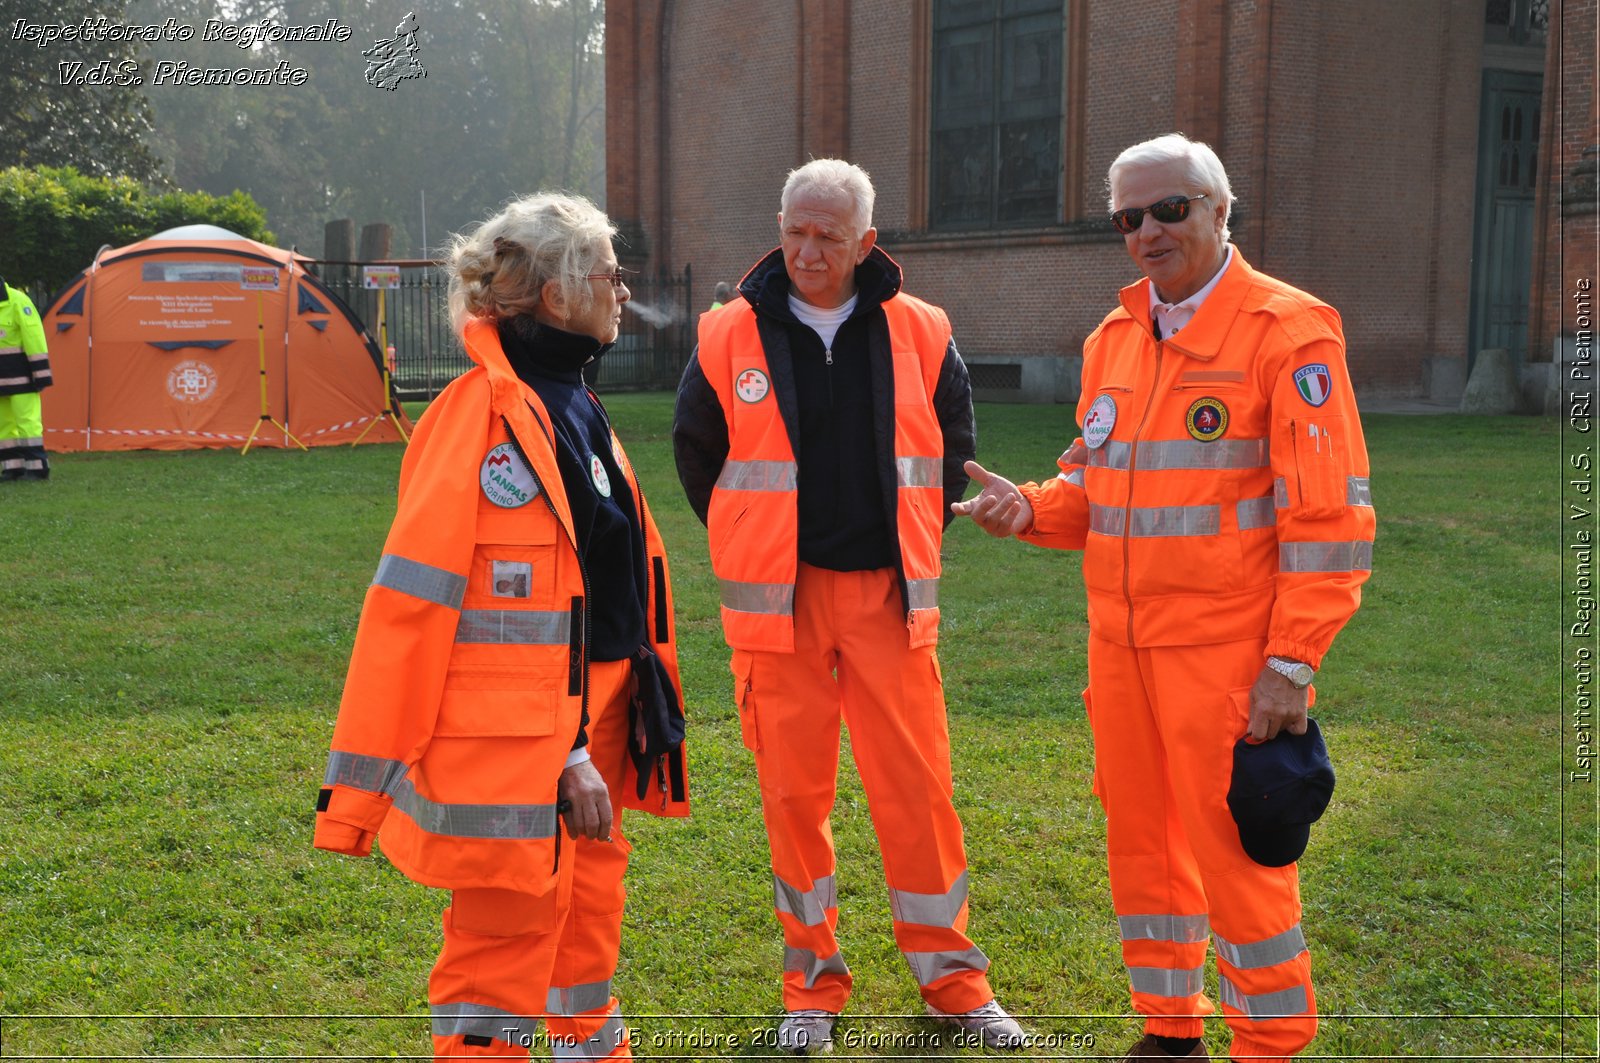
1227,717,1335,868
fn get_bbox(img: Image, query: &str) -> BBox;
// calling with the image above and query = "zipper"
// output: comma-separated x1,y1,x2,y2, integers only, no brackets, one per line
501,410,592,855
824,346,834,407
584,389,673,808
1123,340,1165,648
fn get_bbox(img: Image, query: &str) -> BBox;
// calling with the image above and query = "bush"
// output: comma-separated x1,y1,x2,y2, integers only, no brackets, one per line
0,165,274,296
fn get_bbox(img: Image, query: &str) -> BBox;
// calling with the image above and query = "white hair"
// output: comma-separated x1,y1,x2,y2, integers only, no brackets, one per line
780,158,875,237
445,192,616,336
1108,133,1233,241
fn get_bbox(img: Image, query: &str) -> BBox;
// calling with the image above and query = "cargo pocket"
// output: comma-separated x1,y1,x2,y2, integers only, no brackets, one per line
1289,415,1348,519
732,651,760,752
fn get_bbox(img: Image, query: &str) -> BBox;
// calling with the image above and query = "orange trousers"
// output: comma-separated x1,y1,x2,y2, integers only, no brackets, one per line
429,658,634,1061
733,563,995,1015
1086,633,1317,1063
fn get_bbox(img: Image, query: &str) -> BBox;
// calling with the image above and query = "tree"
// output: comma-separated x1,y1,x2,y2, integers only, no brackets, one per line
129,0,606,257
0,166,272,293
0,0,165,182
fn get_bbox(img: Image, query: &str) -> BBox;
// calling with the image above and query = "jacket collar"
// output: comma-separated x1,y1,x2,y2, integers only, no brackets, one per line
1116,244,1255,362
461,317,579,545
737,244,904,323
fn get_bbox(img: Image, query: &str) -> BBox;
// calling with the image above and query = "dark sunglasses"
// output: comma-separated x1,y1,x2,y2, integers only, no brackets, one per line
1110,194,1208,235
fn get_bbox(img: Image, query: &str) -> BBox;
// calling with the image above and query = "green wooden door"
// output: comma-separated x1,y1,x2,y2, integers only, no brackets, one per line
1470,69,1541,366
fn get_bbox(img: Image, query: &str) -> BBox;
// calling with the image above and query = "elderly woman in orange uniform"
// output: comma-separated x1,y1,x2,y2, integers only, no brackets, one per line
313,192,688,1062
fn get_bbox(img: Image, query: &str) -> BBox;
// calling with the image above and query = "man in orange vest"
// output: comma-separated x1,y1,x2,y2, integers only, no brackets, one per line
673,158,1025,1055
954,134,1376,1062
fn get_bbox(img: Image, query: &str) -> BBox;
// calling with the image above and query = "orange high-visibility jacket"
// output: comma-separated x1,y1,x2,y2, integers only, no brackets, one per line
1020,251,1375,666
694,295,952,652
313,318,688,894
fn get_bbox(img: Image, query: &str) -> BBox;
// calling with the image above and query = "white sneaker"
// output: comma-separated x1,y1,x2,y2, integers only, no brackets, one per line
776,1009,837,1055
927,998,1028,1049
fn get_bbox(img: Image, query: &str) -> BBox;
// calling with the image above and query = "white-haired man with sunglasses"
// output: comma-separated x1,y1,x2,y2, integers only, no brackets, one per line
954,133,1375,1061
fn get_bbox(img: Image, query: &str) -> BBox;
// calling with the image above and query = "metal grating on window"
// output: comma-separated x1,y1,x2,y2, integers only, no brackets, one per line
969,362,1023,390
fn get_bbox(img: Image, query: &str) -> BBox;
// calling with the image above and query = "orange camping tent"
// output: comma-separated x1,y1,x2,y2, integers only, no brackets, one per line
41,225,413,452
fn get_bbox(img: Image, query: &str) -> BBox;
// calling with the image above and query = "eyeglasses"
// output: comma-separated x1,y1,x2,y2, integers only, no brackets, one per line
1109,194,1208,235
585,266,637,290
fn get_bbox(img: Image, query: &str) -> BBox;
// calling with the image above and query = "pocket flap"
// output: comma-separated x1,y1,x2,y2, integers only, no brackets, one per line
435,668,561,737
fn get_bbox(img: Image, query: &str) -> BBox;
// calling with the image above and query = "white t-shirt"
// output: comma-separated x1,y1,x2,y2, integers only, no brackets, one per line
788,293,858,351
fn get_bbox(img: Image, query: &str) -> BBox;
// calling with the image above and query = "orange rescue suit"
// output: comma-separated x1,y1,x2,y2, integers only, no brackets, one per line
313,315,688,886
1018,251,1373,1062
696,294,950,651
1020,250,1374,665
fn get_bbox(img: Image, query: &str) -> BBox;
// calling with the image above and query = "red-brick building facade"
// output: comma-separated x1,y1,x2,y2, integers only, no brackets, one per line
606,0,1594,407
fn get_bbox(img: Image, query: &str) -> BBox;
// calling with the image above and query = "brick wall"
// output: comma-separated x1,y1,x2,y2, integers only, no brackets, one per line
608,0,1557,402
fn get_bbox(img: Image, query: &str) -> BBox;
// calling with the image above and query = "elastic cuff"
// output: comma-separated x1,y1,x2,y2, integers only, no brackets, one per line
564,746,592,769
1264,639,1326,670
1144,1016,1205,1040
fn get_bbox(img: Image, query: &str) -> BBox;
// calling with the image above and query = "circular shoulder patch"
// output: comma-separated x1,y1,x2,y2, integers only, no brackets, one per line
481,443,539,508
589,454,613,497
1083,394,1118,449
1186,397,1229,442
735,367,770,403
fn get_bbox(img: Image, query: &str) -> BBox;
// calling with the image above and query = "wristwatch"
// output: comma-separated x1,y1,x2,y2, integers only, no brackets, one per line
1266,656,1315,689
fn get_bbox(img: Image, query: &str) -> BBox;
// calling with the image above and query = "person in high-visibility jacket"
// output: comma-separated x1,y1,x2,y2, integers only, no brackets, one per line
313,193,688,1063
673,158,1025,1055
0,281,53,480
955,134,1375,1063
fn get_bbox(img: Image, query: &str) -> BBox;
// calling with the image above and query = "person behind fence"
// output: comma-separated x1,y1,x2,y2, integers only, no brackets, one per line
952,133,1375,1062
0,279,53,480
672,157,1026,1055
313,192,689,1063
708,281,733,312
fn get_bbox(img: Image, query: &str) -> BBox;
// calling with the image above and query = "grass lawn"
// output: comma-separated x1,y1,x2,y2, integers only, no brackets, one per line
0,395,1585,1060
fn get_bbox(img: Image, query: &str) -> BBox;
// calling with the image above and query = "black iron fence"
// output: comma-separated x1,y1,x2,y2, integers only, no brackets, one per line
308,261,695,401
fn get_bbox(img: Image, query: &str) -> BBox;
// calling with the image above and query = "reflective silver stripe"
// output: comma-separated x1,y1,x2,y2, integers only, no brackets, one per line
390,775,558,839
720,579,795,616
903,944,990,987
1280,540,1373,573
0,375,30,388
774,873,837,926
430,1001,538,1043
1274,477,1289,509
1219,976,1311,1018
547,980,614,1016
1236,495,1277,531
324,750,409,796
1129,965,1205,998
1118,913,1210,944
456,609,570,645
1087,441,1133,469
373,554,467,609
551,1008,626,1061
889,871,969,928
1347,476,1373,506
905,578,939,610
784,945,849,988
1136,438,1270,471
717,459,797,492
1214,925,1307,970
0,345,21,355
28,352,49,364
1061,468,1085,487
896,455,943,489
1088,503,1219,537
